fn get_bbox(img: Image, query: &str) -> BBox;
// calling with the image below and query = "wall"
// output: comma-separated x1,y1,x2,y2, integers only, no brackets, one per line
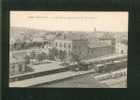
72,39,89,59
116,42,127,54
87,46,115,59
54,39,72,56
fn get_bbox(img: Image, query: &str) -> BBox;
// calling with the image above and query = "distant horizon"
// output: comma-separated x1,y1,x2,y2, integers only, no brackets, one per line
10,26,128,33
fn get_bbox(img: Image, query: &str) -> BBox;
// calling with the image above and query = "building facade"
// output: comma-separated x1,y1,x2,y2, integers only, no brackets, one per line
53,39,72,57
87,38,116,59
49,34,116,62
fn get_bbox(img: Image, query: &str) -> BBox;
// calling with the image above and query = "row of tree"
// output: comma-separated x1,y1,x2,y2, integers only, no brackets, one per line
24,51,47,65
48,48,67,61
24,47,83,65
10,41,46,50
49,47,83,64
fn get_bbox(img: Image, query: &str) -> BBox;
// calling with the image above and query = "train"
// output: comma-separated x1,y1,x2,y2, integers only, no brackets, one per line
69,54,127,73
94,59,127,73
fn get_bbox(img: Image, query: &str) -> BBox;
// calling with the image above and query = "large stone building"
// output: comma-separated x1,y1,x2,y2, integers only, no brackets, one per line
87,38,116,59
53,35,89,61
48,33,116,61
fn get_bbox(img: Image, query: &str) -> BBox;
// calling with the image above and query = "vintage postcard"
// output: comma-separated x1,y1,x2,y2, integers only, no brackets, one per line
9,11,128,88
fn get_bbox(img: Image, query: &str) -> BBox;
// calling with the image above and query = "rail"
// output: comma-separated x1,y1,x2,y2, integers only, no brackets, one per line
9,54,127,82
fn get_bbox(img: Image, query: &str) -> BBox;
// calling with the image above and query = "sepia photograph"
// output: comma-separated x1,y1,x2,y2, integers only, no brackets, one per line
9,11,128,88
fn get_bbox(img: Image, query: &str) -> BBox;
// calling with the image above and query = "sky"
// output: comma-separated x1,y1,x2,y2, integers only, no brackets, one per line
10,11,128,32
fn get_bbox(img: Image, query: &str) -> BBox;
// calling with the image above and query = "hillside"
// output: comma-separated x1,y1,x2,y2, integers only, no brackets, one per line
10,26,128,43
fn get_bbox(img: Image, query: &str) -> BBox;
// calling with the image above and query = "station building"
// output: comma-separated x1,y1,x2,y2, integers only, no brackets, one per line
51,33,116,61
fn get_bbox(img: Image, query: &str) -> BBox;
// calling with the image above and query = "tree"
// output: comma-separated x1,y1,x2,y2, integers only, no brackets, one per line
37,52,47,63
24,54,30,65
71,51,82,64
30,51,36,59
59,50,67,61
54,48,59,58
48,47,58,60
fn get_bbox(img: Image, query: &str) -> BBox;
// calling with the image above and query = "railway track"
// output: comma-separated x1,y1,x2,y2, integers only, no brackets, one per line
9,54,127,87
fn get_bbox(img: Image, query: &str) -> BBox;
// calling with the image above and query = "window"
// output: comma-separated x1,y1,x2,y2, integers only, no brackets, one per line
59,43,62,48
69,50,71,55
19,64,23,72
56,42,57,47
121,50,124,54
64,43,66,48
61,43,63,48
88,48,90,54
92,50,94,54
69,44,71,49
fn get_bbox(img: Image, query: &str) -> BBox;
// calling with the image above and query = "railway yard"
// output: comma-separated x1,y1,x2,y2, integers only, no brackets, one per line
9,54,127,88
